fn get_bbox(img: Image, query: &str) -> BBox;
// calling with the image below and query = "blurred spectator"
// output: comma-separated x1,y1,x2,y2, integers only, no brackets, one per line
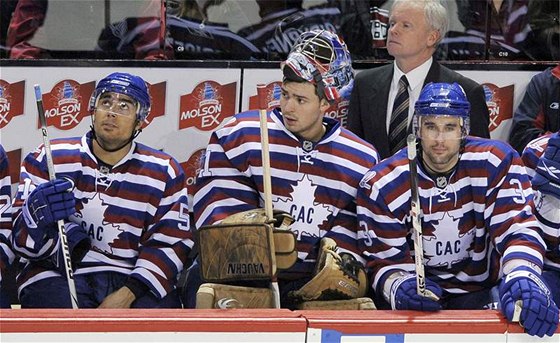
334,0,390,60
166,0,260,60
7,0,162,59
509,63,560,154
237,0,341,60
438,0,533,60
6,0,49,59
97,0,259,60
0,0,18,58
524,0,560,60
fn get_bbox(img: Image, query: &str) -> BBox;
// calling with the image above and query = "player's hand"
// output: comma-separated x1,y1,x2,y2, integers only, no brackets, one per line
499,266,559,337
22,178,75,241
98,286,136,308
532,132,560,199
390,274,442,311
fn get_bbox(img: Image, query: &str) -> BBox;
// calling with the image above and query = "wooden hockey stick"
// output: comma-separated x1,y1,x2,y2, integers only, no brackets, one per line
34,85,79,309
257,84,281,308
407,134,438,300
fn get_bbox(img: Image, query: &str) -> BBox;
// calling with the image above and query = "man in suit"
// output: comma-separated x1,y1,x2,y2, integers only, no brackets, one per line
347,0,490,160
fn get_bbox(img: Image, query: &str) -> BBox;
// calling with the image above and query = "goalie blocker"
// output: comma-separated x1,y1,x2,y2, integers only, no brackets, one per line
196,211,374,309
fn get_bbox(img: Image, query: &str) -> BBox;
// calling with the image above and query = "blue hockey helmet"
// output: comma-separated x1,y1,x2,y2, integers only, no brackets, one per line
283,30,354,103
413,82,470,138
89,72,151,122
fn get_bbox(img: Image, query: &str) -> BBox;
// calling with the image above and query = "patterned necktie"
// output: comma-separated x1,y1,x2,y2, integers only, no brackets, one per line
389,75,410,155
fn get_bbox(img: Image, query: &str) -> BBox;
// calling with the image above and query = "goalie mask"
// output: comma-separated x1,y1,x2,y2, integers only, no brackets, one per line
283,30,354,104
89,72,151,123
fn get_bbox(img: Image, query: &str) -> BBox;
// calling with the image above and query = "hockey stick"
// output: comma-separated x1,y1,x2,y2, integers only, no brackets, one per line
257,84,281,309
407,134,438,300
34,85,79,309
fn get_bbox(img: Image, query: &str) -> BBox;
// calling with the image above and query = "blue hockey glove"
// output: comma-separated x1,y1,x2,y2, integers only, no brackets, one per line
51,223,90,273
532,133,560,199
390,274,442,311
499,266,559,337
22,178,75,242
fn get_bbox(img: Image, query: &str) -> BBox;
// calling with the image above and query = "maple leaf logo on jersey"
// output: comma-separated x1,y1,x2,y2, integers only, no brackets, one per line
423,212,474,269
71,193,123,255
273,175,333,240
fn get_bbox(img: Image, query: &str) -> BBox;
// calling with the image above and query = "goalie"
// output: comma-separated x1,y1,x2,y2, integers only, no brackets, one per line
185,29,379,309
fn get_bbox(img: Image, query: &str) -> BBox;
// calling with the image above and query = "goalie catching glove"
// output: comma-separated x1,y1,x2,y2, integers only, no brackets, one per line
289,237,368,302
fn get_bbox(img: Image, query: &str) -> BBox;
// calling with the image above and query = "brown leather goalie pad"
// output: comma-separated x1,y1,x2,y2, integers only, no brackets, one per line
198,223,275,282
196,283,274,309
296,297,377,310
197,209,298,283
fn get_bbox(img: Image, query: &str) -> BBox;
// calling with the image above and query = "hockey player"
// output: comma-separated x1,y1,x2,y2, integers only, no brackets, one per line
0,144,15,308
187,30,379,308
522,130,560,307
357,82,559,337
11,72,193,308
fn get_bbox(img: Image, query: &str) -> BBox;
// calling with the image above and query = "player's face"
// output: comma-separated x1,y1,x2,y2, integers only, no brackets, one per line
92,92,141,151
419,115,462,173
387,3,439,65
280,81,330,142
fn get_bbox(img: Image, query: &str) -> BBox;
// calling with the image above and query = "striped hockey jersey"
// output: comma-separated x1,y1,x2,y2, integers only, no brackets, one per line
522,133,560,271
0,144,14,286
357,137,546,297
194,109,379,278
11,132,193,299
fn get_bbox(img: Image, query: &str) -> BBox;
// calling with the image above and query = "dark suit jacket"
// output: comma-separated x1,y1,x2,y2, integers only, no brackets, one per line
347,61,490,160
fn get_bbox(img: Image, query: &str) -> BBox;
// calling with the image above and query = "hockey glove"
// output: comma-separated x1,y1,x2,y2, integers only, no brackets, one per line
499,266,559,337
390,273,442,311
532,133,560,199
22,178,75,242
52,223,90,273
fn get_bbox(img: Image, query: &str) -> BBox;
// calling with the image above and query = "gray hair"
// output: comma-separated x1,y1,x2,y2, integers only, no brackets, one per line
391,0,449,45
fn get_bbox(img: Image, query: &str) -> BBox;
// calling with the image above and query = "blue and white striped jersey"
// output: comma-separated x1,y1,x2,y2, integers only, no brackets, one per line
11,132,193,299
358,137,546,297
522,133,560,272
194,108,379,278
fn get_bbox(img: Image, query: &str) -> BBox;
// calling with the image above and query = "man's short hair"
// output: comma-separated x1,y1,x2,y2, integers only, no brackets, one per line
391,0,449,45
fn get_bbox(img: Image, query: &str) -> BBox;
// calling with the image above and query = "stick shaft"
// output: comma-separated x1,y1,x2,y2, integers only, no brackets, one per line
407,134,427,297
256,84,280,308
257,85,273,221
34,85,79,309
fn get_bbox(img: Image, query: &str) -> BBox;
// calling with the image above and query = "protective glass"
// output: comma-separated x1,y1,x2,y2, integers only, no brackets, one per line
95,93,138,119
417,115,465,140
